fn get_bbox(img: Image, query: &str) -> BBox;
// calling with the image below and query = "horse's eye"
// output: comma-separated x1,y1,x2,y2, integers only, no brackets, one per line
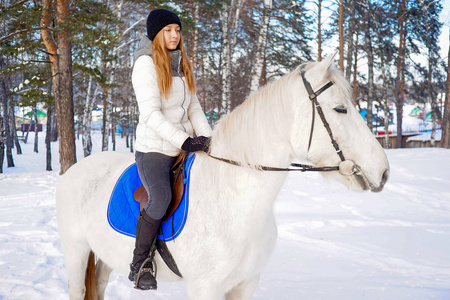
334,108,347,114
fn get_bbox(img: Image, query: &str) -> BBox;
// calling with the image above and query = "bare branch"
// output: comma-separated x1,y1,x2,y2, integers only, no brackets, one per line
116,38,140,51
39,49,55,56
122,18,145,36
28,60,52,63
0,27,49,44
0,0,31,11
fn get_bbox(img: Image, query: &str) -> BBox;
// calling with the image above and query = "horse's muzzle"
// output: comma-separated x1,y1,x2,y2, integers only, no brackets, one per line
339,160,389,192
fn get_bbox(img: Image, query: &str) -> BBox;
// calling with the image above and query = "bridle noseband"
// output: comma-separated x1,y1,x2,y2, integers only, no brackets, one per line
208,70,359,176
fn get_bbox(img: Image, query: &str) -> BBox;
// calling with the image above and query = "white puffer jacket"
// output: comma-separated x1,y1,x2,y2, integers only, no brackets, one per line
132,36,212,157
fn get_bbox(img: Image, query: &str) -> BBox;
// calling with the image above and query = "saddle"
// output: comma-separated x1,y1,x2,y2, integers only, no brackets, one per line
132,151,188,222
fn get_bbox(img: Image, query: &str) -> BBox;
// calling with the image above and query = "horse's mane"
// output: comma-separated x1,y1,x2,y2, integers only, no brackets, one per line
210,69,299,168
210,61,350,168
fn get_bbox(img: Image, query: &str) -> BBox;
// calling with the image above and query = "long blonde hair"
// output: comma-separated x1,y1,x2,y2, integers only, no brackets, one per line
152,30,196,99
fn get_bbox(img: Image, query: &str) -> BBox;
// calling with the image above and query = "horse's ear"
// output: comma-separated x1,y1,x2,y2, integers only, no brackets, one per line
305,51,338,81
312,51,338,74
321,51,338,71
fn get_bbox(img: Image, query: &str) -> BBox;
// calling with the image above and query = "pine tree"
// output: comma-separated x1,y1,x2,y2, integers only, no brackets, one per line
1,0,53,169
372,0,397,148
408,0,443,147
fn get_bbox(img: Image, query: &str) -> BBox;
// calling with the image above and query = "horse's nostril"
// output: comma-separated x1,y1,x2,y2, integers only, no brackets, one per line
381,169,389,187
370,169,389,193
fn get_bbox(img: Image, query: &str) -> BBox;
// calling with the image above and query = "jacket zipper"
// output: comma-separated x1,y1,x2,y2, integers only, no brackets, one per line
177,52,187,132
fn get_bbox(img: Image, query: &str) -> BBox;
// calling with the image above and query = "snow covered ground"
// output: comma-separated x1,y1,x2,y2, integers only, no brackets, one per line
1,132,450,300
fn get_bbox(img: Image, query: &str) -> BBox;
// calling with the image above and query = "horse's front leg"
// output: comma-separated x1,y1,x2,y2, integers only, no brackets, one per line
225,275,260,300
63,240,92,300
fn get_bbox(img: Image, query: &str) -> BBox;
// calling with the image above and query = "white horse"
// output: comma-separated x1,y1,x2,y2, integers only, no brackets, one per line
56,54,389,300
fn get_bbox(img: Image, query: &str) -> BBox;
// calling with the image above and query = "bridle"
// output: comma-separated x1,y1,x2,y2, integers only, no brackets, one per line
208,70,359,176
301,71,339,159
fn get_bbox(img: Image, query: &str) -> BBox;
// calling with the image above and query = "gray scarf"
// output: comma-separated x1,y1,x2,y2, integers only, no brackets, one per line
134,35,183,77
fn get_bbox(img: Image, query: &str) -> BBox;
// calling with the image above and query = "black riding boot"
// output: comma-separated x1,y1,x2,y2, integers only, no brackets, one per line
128,210,161,290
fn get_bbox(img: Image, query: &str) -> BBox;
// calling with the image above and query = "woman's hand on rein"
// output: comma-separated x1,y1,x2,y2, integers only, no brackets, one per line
181,136,210,153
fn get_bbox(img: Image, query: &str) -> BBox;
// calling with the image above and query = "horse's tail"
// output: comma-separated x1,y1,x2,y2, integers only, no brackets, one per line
84,251,98,300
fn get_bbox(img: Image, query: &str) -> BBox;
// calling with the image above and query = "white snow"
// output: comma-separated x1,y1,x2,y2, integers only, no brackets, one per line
1,132,450,299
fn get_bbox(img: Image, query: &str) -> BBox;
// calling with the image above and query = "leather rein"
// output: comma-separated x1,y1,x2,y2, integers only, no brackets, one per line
208,71,356,174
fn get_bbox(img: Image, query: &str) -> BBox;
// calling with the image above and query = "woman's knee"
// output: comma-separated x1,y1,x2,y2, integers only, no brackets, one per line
144,183,172,219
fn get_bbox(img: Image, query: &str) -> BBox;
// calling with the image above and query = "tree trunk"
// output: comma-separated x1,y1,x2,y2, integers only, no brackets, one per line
56,16,77,173
24,120,30,144
125,103,130,149
0,137,4,174
250,1,271,93
104,77,114,152
425,11,435,147
338,0,344,70
220,0,245,114
364,0,374,133
352,34,358,107
318,0,322,61
442,35,450,148
380,54,390,148
101,86,108,151
429,53,436,147
192,1,199,74
82,76,97,157
112,107,116,151
51,109,58,142
106,59,116,151
46,104,53,171
106,0,123,153
395,0,406,148
102,92,112,151
9,106,22,154
220,4,231,114
345,0,355,81
130,100,135,153
1,78,14,167
1,85,5,173
33,107,39,153
41,0,77,174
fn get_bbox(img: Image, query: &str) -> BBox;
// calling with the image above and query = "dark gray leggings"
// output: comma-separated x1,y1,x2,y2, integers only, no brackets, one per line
135,151,176,220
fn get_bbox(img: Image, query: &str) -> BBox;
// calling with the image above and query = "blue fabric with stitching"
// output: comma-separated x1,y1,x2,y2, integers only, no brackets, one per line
107,153,194,242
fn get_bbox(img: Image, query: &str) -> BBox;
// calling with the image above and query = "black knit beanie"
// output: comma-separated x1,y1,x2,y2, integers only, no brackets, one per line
146,9,182,41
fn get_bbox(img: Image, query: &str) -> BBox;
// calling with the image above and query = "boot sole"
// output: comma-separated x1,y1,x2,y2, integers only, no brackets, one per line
130,273,157,290
134,284,157,290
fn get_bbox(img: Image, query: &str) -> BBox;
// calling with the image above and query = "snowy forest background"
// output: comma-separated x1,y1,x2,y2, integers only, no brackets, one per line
1,0,450,174
1,1,450,299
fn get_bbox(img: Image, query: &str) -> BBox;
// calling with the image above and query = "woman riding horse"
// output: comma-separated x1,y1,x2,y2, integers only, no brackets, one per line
130,8,211,290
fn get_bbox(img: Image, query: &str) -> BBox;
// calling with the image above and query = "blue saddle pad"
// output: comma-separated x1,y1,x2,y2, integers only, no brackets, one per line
107,153,195,242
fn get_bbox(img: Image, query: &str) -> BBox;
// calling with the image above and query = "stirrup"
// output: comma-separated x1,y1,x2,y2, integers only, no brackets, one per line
134,243,158,289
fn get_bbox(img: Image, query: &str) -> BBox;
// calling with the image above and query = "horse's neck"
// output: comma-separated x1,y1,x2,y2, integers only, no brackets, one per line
200,153,288,220
210,79,296,169
204,82,299,218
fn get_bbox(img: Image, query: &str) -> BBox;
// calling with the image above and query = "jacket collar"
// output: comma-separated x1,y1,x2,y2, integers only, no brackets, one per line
134,35,183,76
